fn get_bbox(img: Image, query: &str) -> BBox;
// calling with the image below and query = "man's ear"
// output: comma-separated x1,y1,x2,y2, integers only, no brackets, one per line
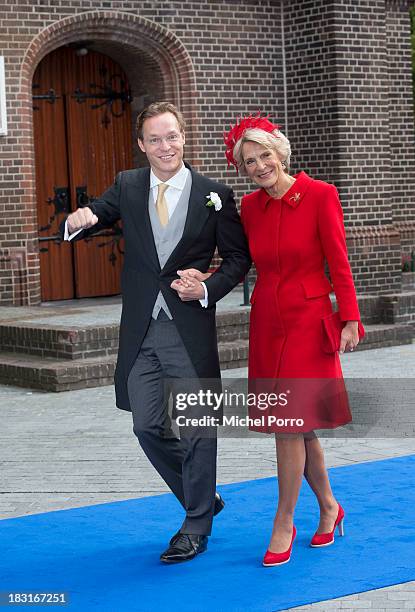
138,139,146,153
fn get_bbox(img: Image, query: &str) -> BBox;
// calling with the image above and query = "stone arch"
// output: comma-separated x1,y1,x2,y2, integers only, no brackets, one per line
18,10,198,304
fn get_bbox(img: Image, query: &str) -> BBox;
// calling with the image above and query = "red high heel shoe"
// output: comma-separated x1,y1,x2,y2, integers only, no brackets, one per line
263,526,297,567
310,503,345,547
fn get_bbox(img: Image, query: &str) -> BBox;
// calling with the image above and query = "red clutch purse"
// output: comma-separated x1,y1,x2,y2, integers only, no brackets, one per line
322,311,365,354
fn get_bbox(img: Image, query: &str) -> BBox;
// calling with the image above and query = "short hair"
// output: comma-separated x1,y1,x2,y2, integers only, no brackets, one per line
136,101,186,141
233,128,292,175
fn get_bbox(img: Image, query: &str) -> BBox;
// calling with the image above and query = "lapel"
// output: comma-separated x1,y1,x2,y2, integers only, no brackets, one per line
162,163,210,272
127,167,160,271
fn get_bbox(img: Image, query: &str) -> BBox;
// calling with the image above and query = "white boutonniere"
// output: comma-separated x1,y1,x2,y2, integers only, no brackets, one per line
206,192,222,211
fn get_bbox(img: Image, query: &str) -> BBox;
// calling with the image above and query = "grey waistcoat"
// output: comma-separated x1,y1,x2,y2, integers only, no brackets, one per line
149,172,192,319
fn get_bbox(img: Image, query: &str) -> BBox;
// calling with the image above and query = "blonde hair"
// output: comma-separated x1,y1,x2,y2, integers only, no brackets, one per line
233,128,291,175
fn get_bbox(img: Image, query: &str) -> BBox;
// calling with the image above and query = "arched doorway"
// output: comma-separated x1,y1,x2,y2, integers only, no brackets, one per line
33,46,132,301
19,11,197,306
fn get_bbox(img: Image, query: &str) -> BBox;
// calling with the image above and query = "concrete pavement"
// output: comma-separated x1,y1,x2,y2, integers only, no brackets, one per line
0,342,414,611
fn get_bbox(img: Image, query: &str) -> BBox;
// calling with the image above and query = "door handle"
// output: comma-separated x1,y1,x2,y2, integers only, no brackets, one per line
76,185,94,208
46,186,70,214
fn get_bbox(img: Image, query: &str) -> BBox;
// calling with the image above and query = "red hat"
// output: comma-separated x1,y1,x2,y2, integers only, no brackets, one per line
223,112,280,172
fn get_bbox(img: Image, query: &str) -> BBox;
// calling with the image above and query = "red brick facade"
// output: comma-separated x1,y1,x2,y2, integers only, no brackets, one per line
285,0,415,294
0,0,414,305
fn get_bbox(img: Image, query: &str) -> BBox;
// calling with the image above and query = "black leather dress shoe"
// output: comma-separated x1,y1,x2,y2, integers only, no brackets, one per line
160,534,208,563
214,492,225,516
169,493,225,546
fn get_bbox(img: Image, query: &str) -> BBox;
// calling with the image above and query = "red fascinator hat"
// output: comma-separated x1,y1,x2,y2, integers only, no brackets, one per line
223,112,280,172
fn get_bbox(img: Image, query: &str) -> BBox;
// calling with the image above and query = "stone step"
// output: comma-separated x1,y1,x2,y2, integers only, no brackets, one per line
1,291,413,359
0,323,412,392
0,345,250,392
335,291,415,328
0,310,250,359
216,310,249,343
358,322,413,350
219,339,248,369
0,352,116,392
379,291,415,329
0,323,120,360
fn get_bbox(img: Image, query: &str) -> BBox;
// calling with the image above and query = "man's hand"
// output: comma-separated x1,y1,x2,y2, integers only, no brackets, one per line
67,207,99,234
171,272,205,301
339,321,359,354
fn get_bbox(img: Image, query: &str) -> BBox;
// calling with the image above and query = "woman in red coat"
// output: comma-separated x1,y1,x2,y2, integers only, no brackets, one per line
176,114,364,567
223,113,363,566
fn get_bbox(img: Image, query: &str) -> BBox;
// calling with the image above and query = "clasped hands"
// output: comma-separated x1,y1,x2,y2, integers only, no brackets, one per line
170,269,211,301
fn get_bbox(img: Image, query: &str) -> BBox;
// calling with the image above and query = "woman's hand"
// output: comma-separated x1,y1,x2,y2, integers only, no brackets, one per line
177,268,212,283
339,321,359,354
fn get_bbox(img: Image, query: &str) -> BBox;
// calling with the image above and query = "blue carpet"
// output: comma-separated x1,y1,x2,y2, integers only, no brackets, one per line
1,454,414,612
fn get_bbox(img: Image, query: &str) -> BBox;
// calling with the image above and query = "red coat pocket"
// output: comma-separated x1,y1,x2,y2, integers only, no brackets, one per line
322,311,365,353
301,273,333,298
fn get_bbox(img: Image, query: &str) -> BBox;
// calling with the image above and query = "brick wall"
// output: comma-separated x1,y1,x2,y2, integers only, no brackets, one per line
387,0,415,264
283,0,415,295
0,0,414,305
0,0,284,305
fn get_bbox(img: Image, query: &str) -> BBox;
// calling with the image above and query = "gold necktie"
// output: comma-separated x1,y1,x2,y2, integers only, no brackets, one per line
156,183,169,227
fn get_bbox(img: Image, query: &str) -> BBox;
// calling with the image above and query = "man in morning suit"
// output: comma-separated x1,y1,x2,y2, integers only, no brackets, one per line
63,102,251,563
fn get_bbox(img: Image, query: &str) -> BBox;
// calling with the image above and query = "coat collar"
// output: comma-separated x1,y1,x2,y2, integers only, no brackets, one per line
258,171,313,211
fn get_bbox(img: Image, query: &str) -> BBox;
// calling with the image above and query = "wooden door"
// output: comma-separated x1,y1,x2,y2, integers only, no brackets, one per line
33,47,132,301
33,52,74,300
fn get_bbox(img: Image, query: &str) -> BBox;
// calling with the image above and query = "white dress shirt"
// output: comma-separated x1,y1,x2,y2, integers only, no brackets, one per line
64,163,208,306
150,163,189,217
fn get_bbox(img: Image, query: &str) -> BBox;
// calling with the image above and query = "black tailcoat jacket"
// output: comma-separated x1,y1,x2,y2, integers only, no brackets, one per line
66,164,251,411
